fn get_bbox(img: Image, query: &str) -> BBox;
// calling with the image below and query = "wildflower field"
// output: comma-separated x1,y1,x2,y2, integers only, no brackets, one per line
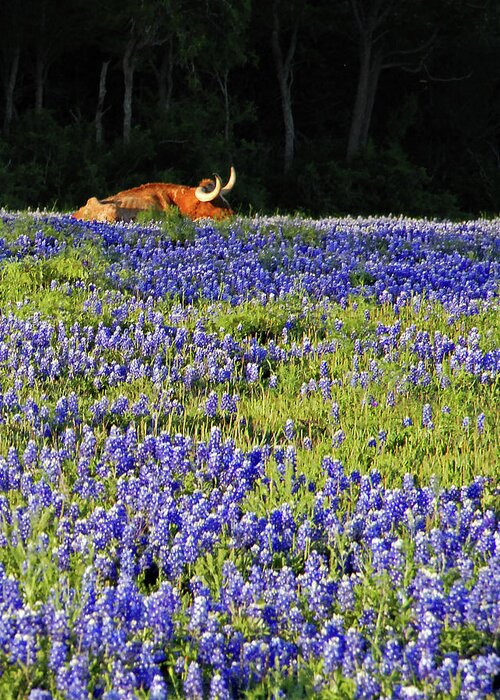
0,211,498,699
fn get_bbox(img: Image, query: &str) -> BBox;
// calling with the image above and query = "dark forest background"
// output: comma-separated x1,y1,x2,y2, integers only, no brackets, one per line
1,0,500,218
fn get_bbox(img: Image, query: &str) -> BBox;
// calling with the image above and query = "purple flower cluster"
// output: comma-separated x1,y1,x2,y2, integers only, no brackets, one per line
4,211,497,312
0,426,498,697
96,215,499,311
0,211,497,697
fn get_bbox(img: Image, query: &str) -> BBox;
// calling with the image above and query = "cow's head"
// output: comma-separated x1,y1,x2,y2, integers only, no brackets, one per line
189,166,236,220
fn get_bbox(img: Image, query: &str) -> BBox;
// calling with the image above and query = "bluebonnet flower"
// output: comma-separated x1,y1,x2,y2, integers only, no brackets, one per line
49,640,68,672
463,477,485,502
458,654,500,698
111,395,129,415
54,396,69,425
295,520,313,552
22,397,40,427
184,661,203,699
56,653,90,699
61,428,76,456
281,448,296,477
4,388,19,411
319,377,332,400
466,555,500,634
284,418,294,440
307,378,318,393
204,392,218,418
184,364,199,389
353,669,380,698
337,576,355,612
149,673,168,699
476,412,486,433
28,691,53,700
90,396,109,423
416,610,443,676
246,362,259,383
131,393,150,416
439,373,451,389
23,440,38,468
359,608,376,634
358,371,369,389
220,392,238,415
421,403,433,429
332,430,345,448
189,594,210,633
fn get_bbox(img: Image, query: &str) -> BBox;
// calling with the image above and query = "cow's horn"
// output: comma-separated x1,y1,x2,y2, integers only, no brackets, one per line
220,166,236,195
195,174,222,202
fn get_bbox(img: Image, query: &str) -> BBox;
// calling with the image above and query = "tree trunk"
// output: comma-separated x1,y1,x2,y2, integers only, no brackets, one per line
123,39,136,145
156,39,173,113
271,1,298,176
35,50,45,114
35,2,47,114
347,37,384,163
347,0,405,162
95,60,110,145
360,50,382,148
3,46,20,135
216,70,231,146
347,37,373,162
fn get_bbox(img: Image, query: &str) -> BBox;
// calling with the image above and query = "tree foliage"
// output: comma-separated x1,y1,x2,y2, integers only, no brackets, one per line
0,0,499,217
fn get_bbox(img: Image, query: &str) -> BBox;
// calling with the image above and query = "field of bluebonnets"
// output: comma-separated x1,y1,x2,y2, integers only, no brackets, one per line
0,208,498,700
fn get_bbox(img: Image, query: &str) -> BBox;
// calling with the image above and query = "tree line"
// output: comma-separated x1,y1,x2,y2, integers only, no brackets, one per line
1,0,499,218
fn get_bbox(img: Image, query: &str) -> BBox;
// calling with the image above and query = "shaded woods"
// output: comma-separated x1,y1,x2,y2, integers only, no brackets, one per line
1,0,499,217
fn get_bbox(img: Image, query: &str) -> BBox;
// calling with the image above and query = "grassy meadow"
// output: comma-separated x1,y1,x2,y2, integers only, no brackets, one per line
0,210,497,699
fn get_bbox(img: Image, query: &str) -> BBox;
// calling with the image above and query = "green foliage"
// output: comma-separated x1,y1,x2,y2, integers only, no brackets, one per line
0,217,113,320
209,295,317,342
135,206,198,243
0,1,499,217
296,145,462,219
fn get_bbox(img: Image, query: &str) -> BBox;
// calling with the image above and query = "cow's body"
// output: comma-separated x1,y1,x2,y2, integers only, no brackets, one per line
72,169,235,223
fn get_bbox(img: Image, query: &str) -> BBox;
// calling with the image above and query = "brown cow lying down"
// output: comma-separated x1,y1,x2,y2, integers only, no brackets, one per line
72,167,236,223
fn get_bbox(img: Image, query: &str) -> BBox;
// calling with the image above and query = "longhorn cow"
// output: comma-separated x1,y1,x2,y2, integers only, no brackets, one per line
72,167,236,223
